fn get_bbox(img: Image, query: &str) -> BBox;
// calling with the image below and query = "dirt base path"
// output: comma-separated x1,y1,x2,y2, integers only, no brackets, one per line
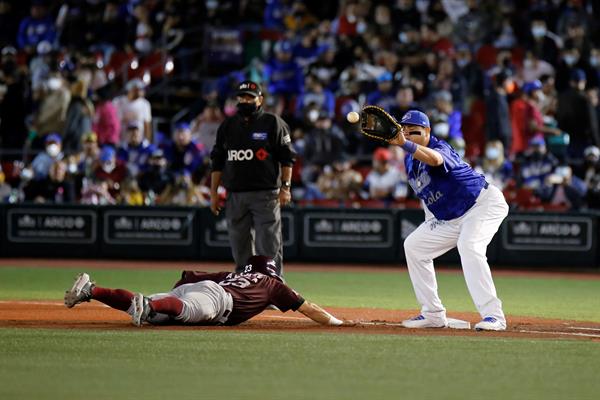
1,301,599,342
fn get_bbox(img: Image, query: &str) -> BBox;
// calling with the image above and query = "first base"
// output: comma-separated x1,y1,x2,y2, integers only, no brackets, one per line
447,318,471,329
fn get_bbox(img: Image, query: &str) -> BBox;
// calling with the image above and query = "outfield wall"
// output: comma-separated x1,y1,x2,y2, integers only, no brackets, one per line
0,204,597,268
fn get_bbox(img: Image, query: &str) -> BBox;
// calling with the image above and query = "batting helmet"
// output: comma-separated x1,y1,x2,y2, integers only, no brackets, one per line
243,255,283,282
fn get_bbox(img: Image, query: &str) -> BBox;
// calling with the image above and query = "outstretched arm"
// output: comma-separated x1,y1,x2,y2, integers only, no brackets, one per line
297,301,351,326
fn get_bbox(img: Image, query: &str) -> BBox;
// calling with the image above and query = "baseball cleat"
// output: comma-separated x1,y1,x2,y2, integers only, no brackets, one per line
64,273,94,308
401,314,447,328
131,293,152,327
474,317,506,331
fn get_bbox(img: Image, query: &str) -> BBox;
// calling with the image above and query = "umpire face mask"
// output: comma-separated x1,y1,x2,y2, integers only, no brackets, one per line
236,94,263,117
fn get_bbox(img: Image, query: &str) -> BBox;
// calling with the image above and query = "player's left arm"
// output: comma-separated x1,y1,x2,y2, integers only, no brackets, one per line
389,133,443,166
297,301,352,326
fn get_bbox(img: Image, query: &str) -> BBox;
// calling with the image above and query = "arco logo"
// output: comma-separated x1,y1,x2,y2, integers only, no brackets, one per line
255,148,268,161
228,149,254,161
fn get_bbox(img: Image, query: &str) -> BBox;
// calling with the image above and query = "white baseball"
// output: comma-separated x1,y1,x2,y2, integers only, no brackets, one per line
346,111,360,124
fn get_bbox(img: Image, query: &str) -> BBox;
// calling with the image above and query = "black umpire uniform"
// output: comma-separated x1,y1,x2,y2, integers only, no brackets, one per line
210,81,296,275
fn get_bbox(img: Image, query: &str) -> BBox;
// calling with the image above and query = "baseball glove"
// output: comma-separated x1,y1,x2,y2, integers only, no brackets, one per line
360,105,402,142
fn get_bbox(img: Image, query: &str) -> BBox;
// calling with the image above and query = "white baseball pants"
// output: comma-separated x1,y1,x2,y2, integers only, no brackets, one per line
403,185,509,325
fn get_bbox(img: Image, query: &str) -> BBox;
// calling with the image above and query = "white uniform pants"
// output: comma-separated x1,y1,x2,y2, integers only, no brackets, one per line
403,185,509,324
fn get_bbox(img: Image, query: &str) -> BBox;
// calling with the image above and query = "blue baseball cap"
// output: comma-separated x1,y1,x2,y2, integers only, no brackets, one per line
529,136,545,147
377,71,393,83
522,80,542,95
174,121,191,131
99,146,116,162
45,133,62,144
400,110,430,128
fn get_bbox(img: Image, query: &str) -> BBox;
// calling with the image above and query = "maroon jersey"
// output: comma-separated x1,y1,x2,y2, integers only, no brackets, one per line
173,271,304,326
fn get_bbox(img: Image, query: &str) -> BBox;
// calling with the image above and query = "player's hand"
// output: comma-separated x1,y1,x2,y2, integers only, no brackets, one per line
388,126,406,146
279,188,292,207
210,194,221,215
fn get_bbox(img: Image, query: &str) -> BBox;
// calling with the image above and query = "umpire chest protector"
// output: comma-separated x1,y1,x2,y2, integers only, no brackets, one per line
211,109,296,192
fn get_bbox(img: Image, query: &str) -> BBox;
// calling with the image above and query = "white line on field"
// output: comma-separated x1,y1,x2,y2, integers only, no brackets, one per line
566,326,600,332
0,300,64,306
518,329,600,338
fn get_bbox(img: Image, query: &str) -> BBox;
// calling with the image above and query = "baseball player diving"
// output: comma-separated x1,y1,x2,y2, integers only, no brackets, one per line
360,107,509,331
64,256,350,327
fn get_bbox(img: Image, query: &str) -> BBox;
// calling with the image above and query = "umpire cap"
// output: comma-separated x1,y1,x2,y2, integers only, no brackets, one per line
244,255,283,282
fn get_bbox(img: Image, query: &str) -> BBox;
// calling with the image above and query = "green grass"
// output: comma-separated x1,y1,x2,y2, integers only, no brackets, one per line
1,265,600,400
1,267,599,321
0,328,599,400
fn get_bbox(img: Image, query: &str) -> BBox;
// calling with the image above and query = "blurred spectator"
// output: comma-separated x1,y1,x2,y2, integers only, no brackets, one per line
578,146,600,208
63,80,94,154
314,156,362,201
157,174,208,206
0,164,11,201
163,122,206,180
80,178,115,205
113,79,152,142
17,0,56,53
517,136,558,192
429,90,462,141
556,69,600,159
117,120,154,179
118,177,144,206
296,74,335,120
138,148,172,201
525,15,560,65
485,71,512,153
75,132,100,178
362,147,407,202
390,85,418,121
92,85,120,147
31,133,64,180
555,45,586,92
24,160,75,203
93,145,126,198
544,164,587,210
263,40,304,97
303,111,347,168
452,44,484,111
0,48,28,152
132,3,154,54
474,140,513,190
366,71,396,111
190,101,225,151
519,51,555,82
29,40,53,99
92,0,128,62
33,71,71,138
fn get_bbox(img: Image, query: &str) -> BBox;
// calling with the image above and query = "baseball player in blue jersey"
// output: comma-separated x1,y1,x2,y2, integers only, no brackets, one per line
392,110,509,331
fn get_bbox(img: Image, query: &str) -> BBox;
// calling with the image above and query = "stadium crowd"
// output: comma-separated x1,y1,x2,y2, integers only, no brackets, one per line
2,0,600,211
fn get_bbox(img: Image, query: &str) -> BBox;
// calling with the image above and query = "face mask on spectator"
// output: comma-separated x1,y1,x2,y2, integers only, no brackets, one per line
46,77,62,91
102,161,115,173
523,59,534,69
67,162,77,174
563,55,578,66
433,122,449,138
46,144,60,157
531,26,546,38
236,102,258,117
398,32,409,44
224,104,237,116
590,57,600,67
485,148,500,160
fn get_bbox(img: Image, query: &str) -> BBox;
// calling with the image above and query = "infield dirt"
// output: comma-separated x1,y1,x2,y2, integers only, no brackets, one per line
1,301,600,342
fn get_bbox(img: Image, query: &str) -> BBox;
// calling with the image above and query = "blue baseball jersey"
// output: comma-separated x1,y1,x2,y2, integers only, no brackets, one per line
405,136,486,220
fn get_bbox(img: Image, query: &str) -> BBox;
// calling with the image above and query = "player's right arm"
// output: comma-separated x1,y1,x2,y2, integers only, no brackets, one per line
388,131,443,166
297,301,351,326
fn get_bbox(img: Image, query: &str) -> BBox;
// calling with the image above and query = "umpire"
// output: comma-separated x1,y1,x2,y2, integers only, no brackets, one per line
210,81,296,276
